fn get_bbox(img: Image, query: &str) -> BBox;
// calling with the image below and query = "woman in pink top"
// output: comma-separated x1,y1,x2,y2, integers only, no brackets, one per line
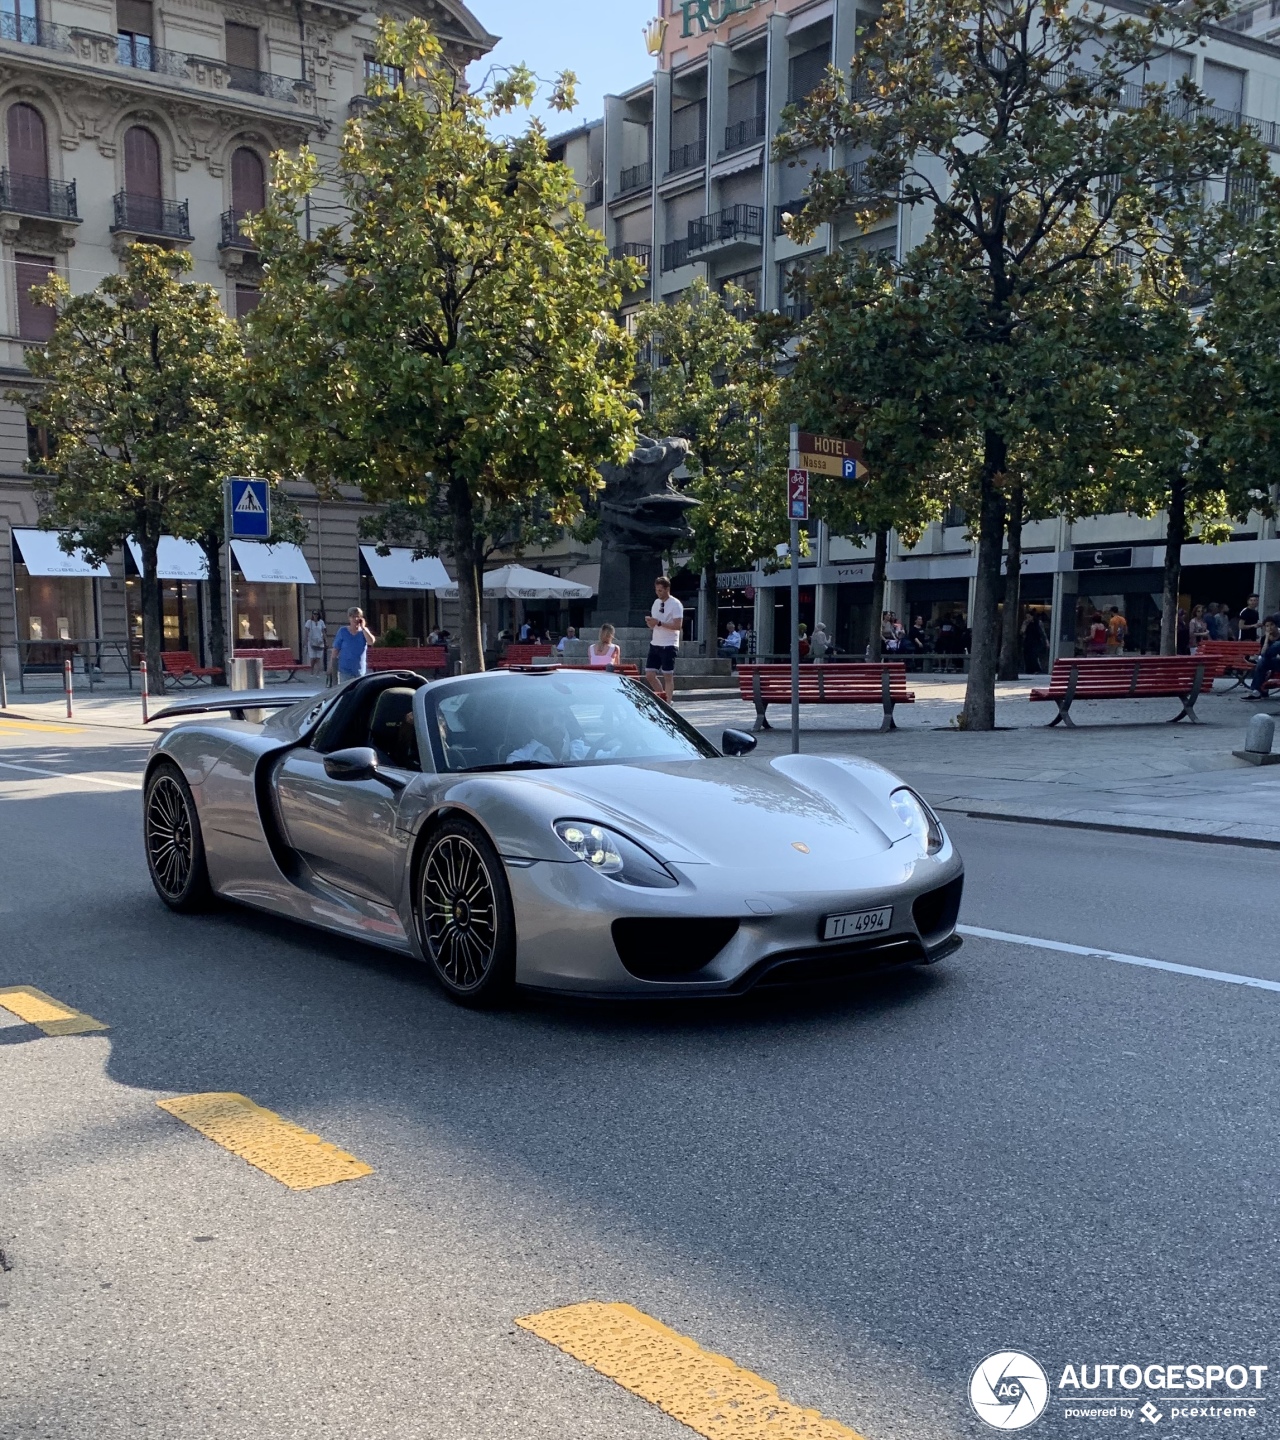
589,623,621,668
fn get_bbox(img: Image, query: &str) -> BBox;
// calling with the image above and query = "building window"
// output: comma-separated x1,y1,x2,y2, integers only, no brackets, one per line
225,21,259,86
116,0,153,69
26,417,54,468
789,44,831,104
3,0,38,46
15,253,55,341
123,125,162,199
364,56,404,91
234,284,260,321
231,147,266,215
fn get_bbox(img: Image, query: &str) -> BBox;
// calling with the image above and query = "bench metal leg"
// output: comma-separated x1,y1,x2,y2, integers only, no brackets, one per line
753,701,771,732
1170,663,1206,723
1046,665,1079,727
879,670,896,732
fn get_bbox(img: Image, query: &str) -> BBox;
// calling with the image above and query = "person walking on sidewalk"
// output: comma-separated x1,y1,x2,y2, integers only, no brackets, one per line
331,607,377,685
644,576,683,703
304,611,328,676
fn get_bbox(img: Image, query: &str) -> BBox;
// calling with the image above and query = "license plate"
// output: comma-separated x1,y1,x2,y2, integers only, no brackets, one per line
822,906,893,941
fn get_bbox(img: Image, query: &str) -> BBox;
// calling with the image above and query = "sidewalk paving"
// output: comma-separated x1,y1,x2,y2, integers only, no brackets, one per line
4,672,1278,847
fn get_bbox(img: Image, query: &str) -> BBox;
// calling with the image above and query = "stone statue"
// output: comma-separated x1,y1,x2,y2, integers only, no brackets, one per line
596,435,698,632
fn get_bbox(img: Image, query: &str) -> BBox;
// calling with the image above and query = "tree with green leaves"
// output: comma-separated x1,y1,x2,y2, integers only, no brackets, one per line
16,244,260,685
778,0,1265,725
633,280,786,651
242,20,637,673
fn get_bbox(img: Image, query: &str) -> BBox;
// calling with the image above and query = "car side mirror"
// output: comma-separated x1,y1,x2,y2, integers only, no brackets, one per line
722,728,757,757
322,745,405,791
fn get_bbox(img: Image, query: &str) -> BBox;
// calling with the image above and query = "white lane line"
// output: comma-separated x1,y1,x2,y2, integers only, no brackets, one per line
0,759,139,790
958,924,1280,995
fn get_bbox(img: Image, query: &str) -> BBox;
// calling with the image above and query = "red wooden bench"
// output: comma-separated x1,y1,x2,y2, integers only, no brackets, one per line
497,643,554,667
737,662,916,732
366,645,449,675
1030,656,1211,726
1196,639,1261,688
234,648,303,680
160,650,221,687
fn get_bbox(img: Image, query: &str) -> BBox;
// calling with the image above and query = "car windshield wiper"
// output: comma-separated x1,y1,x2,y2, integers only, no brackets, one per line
454,760,565,773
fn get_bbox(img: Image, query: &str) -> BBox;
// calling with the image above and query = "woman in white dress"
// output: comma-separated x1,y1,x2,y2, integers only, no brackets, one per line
589,623,622,668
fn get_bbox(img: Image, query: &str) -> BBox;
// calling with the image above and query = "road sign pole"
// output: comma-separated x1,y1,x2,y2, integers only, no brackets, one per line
789,425,800,754
224,481,235,676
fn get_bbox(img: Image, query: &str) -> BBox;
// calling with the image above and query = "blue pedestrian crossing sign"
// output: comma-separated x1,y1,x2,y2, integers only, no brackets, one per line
227,477,270,539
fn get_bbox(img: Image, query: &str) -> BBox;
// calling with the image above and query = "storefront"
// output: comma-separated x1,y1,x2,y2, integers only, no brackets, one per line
229,540,314,658
358,545,451,643
124,537,208,662
10,528,107,671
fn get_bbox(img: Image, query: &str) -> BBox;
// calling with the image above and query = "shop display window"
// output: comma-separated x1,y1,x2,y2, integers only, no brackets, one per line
232,575,300,657
14,567,94,652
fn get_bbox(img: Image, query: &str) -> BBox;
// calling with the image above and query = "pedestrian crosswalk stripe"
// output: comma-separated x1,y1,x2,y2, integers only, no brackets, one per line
516,1301,867,1440
156,1092,372,1190
0,985,109,1035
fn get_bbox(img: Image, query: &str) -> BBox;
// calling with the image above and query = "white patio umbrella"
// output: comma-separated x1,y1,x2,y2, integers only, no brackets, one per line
433,564,594,600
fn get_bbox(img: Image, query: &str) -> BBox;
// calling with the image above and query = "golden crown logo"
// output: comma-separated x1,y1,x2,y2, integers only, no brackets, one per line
644,17,668,56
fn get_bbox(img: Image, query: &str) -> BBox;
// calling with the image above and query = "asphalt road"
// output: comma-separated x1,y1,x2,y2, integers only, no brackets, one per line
1,717,1277,1440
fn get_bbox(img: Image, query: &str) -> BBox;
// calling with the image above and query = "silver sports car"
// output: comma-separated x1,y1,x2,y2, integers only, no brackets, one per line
142,668,963,1004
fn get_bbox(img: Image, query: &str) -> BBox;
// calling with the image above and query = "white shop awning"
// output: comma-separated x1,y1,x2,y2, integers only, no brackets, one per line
12,528,110,578
435,563,595,600
229,539,315,585
358,545,452,591
127,535,209,581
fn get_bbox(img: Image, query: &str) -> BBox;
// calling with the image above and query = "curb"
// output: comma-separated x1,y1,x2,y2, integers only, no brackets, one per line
951,808,1280,851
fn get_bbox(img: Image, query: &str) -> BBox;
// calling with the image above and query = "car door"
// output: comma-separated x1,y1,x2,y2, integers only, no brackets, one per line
274,688,420,904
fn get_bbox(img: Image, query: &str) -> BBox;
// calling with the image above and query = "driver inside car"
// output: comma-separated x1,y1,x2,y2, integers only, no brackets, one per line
505,704,589,766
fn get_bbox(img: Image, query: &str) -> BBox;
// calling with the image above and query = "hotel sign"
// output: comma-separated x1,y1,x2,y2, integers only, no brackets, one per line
676,0,766,39
796,431,868,480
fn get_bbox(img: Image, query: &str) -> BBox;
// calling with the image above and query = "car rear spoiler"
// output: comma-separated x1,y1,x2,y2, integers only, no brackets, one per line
146,687,321,724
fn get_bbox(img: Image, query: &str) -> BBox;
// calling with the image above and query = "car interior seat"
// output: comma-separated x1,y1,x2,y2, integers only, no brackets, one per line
367,688,419,770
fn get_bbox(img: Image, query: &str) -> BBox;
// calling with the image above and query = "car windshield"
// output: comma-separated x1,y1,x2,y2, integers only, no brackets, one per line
424,670,719,773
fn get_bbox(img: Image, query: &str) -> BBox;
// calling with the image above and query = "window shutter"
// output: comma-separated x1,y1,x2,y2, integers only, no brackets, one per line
231,147,265,213
124,126,161,197
7,104,47,178
225,22,259,71
117,0,152,34
234,285,260,320
15,254,55,342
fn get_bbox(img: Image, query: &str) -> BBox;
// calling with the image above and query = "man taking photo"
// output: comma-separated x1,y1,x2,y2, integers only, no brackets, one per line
645,575,683,703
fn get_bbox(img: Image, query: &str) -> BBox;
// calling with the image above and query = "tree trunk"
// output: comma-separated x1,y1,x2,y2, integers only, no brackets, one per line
138,531,165,691
866,527,888,660
449,471,485,673
202,531,227,685
960,435,1008,730
702,560,719,660
1159,474,1187,656
998,482,1024,681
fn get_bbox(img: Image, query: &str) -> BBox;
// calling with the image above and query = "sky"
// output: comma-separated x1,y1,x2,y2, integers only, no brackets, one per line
471,0,656,137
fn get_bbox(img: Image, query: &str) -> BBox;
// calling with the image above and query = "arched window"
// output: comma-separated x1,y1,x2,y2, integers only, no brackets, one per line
7,104,47,178
123,125,161,197
230,146,265,216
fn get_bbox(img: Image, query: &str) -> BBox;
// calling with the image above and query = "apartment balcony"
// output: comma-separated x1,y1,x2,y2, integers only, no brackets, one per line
611,242,652,271
583,177,604,208
723,114,766,153
111,192,191,244
660,236,692,272
687,203,764,256
667,138,707,174
784,299,815,323
0,171,78,222
617,160,652,195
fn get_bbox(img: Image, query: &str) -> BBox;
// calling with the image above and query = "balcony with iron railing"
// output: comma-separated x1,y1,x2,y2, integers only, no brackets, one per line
611,242,652,271
660,236,692,272
687,204,765,254
668,138,707,174
219,208,258,250
111,192,191,241
617,160,652,195
0,171,78,221
723,114,767,153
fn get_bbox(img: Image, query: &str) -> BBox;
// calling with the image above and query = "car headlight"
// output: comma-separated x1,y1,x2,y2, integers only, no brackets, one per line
890,787,945,855
553,820,678,888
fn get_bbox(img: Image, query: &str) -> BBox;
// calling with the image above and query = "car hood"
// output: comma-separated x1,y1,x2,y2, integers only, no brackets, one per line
486,754,912,868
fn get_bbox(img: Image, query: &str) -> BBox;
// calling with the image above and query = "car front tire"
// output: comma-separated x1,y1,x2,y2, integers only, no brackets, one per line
414,816,516,1007
144,760,212,912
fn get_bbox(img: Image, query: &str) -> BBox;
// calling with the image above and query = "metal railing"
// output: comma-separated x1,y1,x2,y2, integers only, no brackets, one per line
668,138,707,173
687,204,764,253
219,208,258,249
784,299,814,322
723,114,767,152
15,638,135,692
618,160,652,194
226,63,302,101
0,11,73,49
0,171,78,220
611,241,652,269
112,192,191,239
583,177,604,207
660,236,692,271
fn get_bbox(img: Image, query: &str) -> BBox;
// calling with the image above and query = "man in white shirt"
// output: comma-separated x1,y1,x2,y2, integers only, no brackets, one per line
644,575,684,702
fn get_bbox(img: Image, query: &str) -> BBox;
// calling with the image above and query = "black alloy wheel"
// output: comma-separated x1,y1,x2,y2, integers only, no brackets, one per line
416,817,515,1006
144,761,211,912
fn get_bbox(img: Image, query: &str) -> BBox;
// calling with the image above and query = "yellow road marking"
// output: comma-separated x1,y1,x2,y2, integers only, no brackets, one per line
0,985,109,1035
517,1302,868,1440
0,716,86,733
157,1092,373,1191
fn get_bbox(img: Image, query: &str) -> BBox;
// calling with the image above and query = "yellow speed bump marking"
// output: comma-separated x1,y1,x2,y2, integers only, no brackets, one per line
0,985,109,1035
516,1302,868,1440
157,1092,373,1191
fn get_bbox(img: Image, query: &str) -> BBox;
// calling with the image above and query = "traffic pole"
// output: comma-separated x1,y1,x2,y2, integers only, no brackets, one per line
140,660,149,725
64,659,73,719
0,666,7,710
789,424,801,754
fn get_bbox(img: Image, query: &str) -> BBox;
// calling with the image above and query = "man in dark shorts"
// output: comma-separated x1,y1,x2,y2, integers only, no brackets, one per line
645,575,684,702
